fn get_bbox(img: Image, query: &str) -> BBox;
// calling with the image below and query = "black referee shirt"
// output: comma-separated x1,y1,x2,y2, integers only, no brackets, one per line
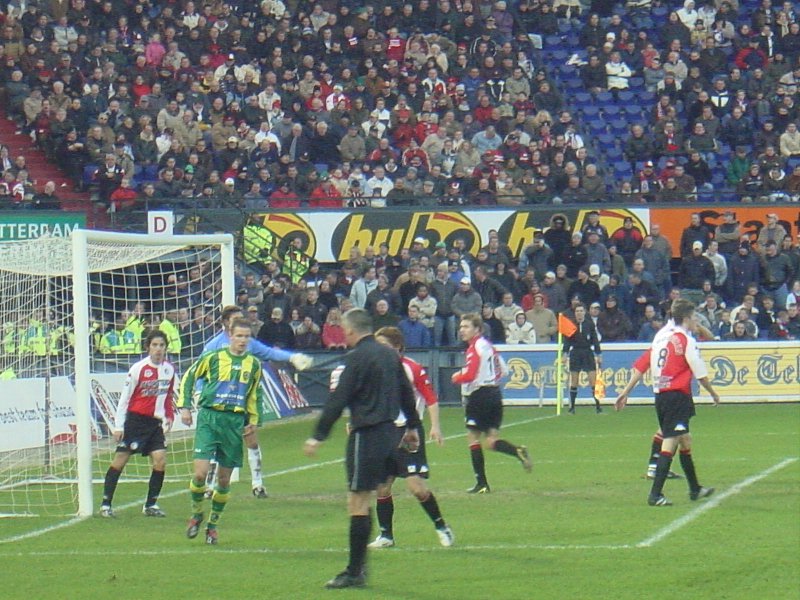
313,335,421,441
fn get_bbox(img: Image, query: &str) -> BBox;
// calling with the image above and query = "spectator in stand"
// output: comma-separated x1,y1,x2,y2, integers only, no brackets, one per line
257,307,295,350
680,241,717,305
780,122,800,157
704,240,729,293
723,320,756,341
480,303,507,344
761,240,794,310
568,267,601,307
321,308,347,350
610,217,644,268
505,311,536,344
635,235,671,297
597,295,632,341
757,213,789,251
399,305,432,349
680,213,713,257
294,316,323,350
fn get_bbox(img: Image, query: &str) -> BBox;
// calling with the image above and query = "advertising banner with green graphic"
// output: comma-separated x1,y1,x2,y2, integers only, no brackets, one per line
0,212,85,241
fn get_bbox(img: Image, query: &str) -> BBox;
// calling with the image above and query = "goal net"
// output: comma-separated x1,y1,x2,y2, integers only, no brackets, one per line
0,231,234,517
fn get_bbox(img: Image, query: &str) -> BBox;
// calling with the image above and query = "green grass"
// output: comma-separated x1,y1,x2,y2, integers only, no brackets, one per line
0,404,798,600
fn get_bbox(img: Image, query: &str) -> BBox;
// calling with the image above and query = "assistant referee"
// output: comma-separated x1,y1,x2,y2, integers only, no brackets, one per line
304,309,421,590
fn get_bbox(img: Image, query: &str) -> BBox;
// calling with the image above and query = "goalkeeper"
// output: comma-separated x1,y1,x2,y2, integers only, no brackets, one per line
179,318,263,545
200,305,313,498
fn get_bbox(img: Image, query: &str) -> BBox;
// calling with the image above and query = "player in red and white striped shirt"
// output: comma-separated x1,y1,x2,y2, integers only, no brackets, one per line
615,300,719,507
451,313,531,494
366,327,454,548
100,330,178,518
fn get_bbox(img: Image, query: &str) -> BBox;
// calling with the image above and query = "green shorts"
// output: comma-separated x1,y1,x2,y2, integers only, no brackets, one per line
193,409,248,469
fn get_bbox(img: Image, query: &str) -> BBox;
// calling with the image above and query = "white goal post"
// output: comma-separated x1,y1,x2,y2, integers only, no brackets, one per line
0,230,234,517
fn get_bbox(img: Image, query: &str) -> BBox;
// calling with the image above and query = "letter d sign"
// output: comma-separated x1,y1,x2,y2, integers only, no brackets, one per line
148,211,174,235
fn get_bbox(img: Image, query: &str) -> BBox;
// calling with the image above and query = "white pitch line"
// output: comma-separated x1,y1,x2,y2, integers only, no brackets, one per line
637,457,798,548
0,415,555,545
0,517,87,545
0,542,634,558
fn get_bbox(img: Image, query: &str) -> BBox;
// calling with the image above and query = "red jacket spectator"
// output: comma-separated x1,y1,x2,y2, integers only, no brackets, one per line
309,182,342,208
392,123,416,150
734,44,768,71
414,120,438,145
109,183,138,211
385,34,406,62
269,186,300,208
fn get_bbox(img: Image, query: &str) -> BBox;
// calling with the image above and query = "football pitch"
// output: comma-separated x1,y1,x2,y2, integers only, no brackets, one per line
0,403,797,600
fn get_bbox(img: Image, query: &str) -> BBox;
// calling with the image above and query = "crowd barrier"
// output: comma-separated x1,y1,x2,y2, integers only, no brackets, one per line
295,341,800,408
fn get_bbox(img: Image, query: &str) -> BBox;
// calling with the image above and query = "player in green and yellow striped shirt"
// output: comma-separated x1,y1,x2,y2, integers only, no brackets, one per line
178,318,263,545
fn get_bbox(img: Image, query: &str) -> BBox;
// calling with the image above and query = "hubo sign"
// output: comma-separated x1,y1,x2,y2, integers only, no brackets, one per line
239,208,650,263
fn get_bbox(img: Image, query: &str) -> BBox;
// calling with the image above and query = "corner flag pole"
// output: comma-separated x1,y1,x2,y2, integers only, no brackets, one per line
556,331,563,416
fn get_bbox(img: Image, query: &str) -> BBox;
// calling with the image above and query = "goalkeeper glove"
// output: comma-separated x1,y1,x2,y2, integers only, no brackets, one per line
289,353,313,371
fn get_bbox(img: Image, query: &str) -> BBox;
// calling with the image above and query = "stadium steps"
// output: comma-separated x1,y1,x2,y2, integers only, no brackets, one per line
0,110,106,227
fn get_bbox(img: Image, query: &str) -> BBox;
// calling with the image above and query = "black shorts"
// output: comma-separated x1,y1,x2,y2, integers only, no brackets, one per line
390,425,429,479
465,386,503,432
655,391,696,438
116,412,167,456
346,421,396,492
568,349,597,373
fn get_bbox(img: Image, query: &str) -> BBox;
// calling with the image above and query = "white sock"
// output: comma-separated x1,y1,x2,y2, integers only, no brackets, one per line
248,446,263,488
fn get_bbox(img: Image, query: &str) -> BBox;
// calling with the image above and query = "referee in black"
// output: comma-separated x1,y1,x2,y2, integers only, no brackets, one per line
304,308,421,590
561,304,603,413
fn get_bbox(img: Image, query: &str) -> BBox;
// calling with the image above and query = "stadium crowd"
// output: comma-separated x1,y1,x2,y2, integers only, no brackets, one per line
229,211,799,348
0,0,800,208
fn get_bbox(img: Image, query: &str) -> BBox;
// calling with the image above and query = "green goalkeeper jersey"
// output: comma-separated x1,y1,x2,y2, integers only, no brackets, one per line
179,349,263,426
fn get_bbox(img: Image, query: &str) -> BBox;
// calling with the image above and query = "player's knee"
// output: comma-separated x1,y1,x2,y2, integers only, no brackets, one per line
678,433,693,450
151,455,166,471
407,477,428,500
486,436,498,449
245,435,259,449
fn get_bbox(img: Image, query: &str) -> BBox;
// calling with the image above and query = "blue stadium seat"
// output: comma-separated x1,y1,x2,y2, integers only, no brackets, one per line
629,77,644,90
603,105,622,118
566,34,580,46
638,91,656,104
581,105,601,120
545,35,562,47
550,49,570,63
596,133,617,148
563,77,583,92
83,165,98,187
652,6,668,21
609,119,629,136
613,161,633,177
622,104,643,118
589,121,608,135
616,90,635,103
605,146,624,161
573,92,593,107
595,91,613,104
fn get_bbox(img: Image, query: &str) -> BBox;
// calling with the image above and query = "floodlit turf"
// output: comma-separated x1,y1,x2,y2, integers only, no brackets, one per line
0,404,797,600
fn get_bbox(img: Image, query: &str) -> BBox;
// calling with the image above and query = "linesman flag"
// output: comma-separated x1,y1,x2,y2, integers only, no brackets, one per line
558,313,577,337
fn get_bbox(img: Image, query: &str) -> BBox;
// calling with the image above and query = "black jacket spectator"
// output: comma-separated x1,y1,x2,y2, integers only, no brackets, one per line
257,319,296,350
680,253,716,290
726,246,761,303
